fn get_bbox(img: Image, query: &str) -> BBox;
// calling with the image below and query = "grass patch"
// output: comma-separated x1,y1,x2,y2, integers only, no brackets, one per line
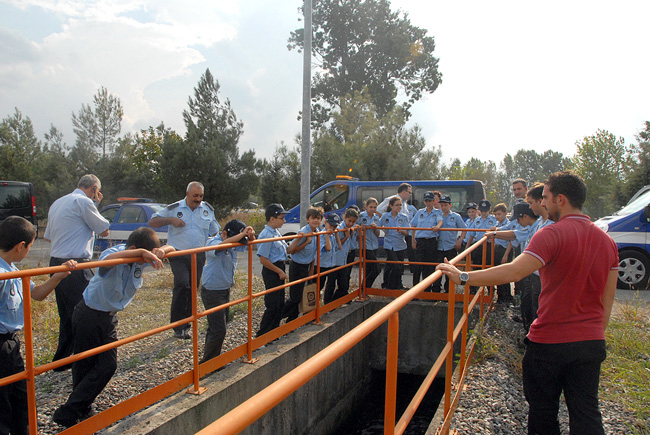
601,300,650,434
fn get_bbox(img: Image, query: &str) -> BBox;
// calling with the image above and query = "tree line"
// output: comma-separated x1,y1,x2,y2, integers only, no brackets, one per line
1,0,649,220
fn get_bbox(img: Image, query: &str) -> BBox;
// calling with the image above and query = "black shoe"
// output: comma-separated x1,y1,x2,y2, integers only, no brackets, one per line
53,406,92,428
174,330,191,339
512,315,524,323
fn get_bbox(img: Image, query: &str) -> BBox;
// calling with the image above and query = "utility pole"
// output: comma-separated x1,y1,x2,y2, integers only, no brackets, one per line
300,0,312,226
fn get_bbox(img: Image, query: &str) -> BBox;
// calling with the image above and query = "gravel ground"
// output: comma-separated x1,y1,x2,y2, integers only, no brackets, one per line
450,303,640,434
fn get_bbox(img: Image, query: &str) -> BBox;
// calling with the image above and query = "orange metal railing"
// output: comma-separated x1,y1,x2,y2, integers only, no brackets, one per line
0,227,495,434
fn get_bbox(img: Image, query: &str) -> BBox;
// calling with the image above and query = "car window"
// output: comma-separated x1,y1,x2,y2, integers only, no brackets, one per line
310,184,349,212
100,206,119,223
0,186,30,209
117,206,146,224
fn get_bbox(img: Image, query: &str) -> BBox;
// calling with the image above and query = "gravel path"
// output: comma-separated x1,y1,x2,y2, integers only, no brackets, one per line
450,304,640,434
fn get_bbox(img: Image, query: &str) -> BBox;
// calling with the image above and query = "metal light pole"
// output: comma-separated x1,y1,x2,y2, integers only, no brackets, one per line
300,0,312,226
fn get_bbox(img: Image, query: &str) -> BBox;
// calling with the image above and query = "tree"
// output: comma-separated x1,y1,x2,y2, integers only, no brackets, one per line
625,121,650,200
158,69,259,214
288,0,442,126
36,124,77,217
573,129,635,218
0,108,41,181
310,90,443,187
444,158,500,204
71,86,123,160
260,143,301,207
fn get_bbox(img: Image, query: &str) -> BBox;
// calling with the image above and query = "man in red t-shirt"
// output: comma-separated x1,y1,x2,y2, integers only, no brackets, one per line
437,171,618,435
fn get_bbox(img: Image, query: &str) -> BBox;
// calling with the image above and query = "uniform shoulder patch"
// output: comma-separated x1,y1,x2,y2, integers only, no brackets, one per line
167,202,180,210
203,202,215,211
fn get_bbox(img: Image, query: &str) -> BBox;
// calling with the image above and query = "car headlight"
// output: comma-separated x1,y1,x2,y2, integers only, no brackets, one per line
595,222,609,233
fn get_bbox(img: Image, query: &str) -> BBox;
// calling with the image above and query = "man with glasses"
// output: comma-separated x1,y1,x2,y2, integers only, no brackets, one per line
377,183,413,215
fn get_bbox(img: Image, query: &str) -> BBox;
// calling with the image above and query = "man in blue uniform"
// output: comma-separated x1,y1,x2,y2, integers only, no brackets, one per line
437,195,467,292
44,174,110,369
410,191,443,291
149,181,220,339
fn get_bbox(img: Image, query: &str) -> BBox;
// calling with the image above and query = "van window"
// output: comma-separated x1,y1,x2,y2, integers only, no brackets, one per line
117,206,146,224
0,186,30,209
311,184,349,212
616,190,650,217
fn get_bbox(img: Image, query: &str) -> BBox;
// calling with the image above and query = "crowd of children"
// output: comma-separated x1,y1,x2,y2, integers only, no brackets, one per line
0,179,550,431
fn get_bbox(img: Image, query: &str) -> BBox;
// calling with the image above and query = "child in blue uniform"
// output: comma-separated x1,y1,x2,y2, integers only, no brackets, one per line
410,191,444,291
358,198,381,289
467,200,497,293
492,203,513,304
53,227,174,427
437,196,467,292
200,220,255,363
0,217,76,434
326,208,359,303
256,204,289,337
283,207,324,322
320,214,342,304
381,197,410,290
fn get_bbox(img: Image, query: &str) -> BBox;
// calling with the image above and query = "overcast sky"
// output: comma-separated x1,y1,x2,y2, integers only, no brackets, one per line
1,0,649,167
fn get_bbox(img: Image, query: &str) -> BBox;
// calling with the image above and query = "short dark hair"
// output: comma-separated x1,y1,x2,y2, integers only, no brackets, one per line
344,208,359,219
305,207,324,220
397,183,412,194
126,227,161,251
388,196,402,207
526,182,544,201
544,171,587,210
432,190,442,200
512,178,527,188
0,216,36,251
493,203,507,214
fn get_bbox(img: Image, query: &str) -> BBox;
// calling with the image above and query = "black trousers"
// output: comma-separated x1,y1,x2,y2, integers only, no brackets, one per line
50,257,93,364
494,245,513,303
528,274,542,327
0,335,28,435
200,287,230,363
169,253,205,333
404,235,415,273
523,340,606,435
520,275,535,332
437,248,457,292
283,261,311,322
412,238,438,290
383,249,405,290
364,249,380,289
469,242,492,293
324,266,350,304
257,262,286,337
57,301,118,421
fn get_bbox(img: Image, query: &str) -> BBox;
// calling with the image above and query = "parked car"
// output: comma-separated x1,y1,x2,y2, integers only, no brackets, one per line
94,198,168,255
0,180,38,235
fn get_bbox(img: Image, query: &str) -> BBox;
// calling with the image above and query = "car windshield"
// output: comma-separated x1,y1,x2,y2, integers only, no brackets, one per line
615,190,650,217
149,205,165,213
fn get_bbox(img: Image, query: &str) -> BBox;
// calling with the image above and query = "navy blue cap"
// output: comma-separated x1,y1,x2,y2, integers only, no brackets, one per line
265,203,287,220
224,219,248,244
465,202,478,210
423,191,436,201
326,213,341,226
439,195,452,204
478,200,491,211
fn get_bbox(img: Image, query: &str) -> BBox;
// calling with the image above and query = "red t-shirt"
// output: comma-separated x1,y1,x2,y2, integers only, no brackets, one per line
524,214,619,344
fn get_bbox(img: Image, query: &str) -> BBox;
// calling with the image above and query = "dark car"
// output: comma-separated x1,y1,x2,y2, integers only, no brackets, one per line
94,198,168,255
0,181,38,235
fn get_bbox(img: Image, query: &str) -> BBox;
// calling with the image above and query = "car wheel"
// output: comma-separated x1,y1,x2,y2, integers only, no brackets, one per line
618,250,650,290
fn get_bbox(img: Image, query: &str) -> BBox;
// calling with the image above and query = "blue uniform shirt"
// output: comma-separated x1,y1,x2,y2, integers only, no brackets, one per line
501,220,530,248
438,211,467,251
468,214,498,244
151,198,219,251
202,234,246,290
406,204,417,221
257,225,288,264
380,212,409,251
463,217,478,243
83,244,150,312
291,225,319,265
44,188,110,259
335,222,352,266
358,211,381,250
319,233,337,269
0,258,34,334
410,207,444,239
494,217,511,249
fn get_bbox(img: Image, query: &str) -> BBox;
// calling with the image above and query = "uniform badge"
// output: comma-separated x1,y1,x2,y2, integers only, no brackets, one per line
203,210,208,216
385,218,390,223
177,212,183,218
361,217,367,224
398,218,403,224
450,217,455,222
134,266,142,279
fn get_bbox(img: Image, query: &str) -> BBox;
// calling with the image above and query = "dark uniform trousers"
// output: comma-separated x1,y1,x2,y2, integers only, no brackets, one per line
383,249,405,290
283,261,311,323
56,301,118,422
200,287,230,363
412,238,438,291
256,262,286,337
169,252,205,333
494,245,513,303
50,257,93,364
363,249,381,289
0,334,28,435
437,248,457,292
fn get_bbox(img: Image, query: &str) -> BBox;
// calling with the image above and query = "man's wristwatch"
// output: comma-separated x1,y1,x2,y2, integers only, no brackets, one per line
459,272,470,286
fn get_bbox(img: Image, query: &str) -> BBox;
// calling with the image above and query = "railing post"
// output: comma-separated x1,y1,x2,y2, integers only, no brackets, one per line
246,243,255,362
22,276,38,435
384,312,399,435
315,232,322,324
444,275,455,419
187,252,205,395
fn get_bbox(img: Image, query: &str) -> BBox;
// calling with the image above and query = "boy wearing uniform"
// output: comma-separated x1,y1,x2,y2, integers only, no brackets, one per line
410,191,443,291
0,217,76,434
53,227,174,427
256,204,289,337
437,196,467,292
321,214,343,304
492,203,513,304
326,208,359,302
200,220,255,363
358,198,381,289
461,202,478,250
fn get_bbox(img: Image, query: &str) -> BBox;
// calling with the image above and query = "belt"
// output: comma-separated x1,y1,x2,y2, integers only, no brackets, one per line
51,257,90,263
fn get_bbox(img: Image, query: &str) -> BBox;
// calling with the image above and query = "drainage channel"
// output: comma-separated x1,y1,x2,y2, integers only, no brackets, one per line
337,369,445,435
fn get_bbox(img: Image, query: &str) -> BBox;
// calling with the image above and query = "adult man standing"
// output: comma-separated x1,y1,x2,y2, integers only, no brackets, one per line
149,182,220,339
377,183,412,215
438,171,618,434
44,174,110,369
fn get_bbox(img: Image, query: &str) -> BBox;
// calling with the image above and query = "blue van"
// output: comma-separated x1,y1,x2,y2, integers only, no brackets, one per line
595,186,650,290
280,177,486,236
